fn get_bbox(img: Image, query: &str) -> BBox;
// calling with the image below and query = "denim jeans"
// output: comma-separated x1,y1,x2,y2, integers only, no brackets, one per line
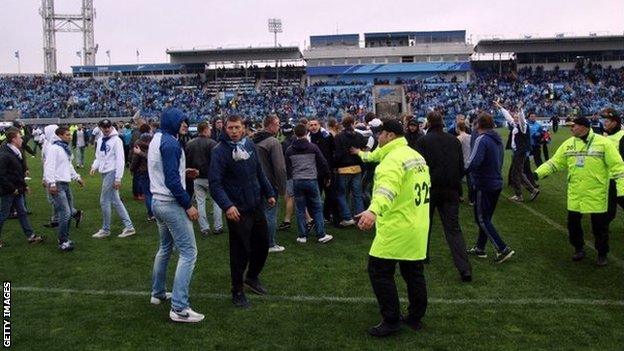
293,179,326,238
193,178,223,232
151,199,198,310
336,173,364,221
100,171,134,232
474,188,508,252
51,182,74,243
264,200,279,246
76,146,86,167
0,194,34,239
136,173,153,217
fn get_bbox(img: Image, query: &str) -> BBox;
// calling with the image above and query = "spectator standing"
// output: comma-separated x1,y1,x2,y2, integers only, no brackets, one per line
130,124,154,221
90,119,136,239
603,108,624,223
72,124,87,168
527,112,546,167
308,118,336,222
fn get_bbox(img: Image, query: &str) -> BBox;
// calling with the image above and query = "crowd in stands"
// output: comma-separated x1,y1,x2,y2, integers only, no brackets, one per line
1,64,622,125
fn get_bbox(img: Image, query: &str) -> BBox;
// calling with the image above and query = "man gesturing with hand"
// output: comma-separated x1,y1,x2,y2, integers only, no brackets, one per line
210,115,276,309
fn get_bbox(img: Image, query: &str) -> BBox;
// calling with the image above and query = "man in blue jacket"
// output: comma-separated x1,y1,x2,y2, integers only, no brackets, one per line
465,113,515,264
210,115,276,309
148,107,204,323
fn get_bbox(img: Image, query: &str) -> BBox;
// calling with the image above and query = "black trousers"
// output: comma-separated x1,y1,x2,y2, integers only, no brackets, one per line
567,211,610,257
427,192,472,275
607,180,624,223
227,207,269,292
531,145,544,167
510,152,537,196
368,256,427,324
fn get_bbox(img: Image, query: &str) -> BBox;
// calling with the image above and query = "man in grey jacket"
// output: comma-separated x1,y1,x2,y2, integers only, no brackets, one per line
186,122,222,236
252,115,288,253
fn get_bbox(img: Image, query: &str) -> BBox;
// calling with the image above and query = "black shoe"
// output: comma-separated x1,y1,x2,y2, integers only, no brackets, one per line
43,222,59,228
213,229,224,235
495,247,515,264
460,272,472,282
367,321,401,337
73,210,84,228
306,220,315,232
596,256,608,267
244,277,268,295
232,291,251,309
400,315,423,331
200,229,211,238
572,250,585,262
27,234,45,244
278,222,291,231
467,246,487,258
0,239,5,248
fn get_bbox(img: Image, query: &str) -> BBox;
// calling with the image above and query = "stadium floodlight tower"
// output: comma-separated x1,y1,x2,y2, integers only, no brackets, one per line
267,18,282,47
40,0,96,74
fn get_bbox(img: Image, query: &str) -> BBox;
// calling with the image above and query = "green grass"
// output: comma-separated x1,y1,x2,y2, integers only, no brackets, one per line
1,129,623,350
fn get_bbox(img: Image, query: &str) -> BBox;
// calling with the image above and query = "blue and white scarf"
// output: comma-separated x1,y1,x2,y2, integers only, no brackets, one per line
226,138,250,161
53,140,72,157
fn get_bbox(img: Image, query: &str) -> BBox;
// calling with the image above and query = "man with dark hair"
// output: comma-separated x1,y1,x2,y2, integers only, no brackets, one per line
416,112,472,282
44,126,85,252
465,113,515,263
210,115,276,308
90,119,136,239
355,119,430,337
0,127,44,248
252,115,287,252
286,124,333,244
308,117,336,222
186,121,222,236
603,108,624,223
333,114,368,226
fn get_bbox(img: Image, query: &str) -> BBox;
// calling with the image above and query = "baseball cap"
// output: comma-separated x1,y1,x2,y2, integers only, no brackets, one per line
601,108,621,124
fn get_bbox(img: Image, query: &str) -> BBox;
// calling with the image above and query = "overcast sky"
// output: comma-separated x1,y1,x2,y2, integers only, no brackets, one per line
1,0,622,73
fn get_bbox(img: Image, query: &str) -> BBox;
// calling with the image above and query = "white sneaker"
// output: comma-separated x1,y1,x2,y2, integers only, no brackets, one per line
296,237,307,244
318,234,333,244
169,307,205,323
150,292,172,305
118,227,136,238
92,229,110,239
268,245,285,253
339,219,355,227
508,195,523,202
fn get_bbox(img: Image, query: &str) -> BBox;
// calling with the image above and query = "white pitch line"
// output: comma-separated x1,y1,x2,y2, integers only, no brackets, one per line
13,287,624,307
504,192,624,268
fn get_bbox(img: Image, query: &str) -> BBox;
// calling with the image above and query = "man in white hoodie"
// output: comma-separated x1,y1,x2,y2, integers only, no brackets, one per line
90,119,136,238
44,126,84,251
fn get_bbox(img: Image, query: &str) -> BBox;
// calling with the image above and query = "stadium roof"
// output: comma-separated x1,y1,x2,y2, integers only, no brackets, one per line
475,35,624,54
364,30,466,40
307,62,470,76
167,46,303,64
72,63,204,74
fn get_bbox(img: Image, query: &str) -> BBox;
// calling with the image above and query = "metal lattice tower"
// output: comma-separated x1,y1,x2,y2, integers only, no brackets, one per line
40,0,96,74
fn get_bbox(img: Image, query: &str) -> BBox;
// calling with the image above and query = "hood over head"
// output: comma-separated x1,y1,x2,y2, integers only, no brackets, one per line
160,107,188,136
44,124,59,143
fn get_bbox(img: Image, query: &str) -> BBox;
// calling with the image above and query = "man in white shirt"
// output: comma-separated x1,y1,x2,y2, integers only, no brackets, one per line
73,124,87,168
44,126,84,252
90,119,136,239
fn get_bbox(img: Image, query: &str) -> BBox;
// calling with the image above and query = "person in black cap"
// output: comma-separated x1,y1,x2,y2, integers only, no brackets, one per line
534,115,624,266
602,108,624,223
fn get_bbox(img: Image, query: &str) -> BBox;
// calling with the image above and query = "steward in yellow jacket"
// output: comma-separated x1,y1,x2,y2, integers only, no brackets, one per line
601,108,624,223
535,116,624,266
355,119,430,337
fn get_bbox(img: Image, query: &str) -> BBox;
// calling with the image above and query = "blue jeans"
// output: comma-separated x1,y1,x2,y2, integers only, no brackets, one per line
51,183,73,243
336,173,364,221
474,188,508,252
151,199,198,310
293,179,326,238
193,178,223,232
76,146,86,167
136,173,153,217
264,200,279,246
0,194,34,239
100,171,134,232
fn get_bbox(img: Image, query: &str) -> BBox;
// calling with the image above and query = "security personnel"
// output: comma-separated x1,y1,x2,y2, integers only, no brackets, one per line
602,108,624,222
535,116,624,266
356,119,430,337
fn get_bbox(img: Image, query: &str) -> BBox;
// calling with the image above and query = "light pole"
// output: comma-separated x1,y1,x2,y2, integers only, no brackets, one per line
14,51,21,74
76,50,82,65
106,50,111,65
267,18,283,80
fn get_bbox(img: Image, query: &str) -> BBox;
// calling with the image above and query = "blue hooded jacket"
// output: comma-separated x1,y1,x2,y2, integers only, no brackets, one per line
209,134,275,214
148,107,191,209
465,129,504,191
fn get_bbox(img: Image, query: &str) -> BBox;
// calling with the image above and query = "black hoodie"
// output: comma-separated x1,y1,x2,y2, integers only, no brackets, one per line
333,128,367,168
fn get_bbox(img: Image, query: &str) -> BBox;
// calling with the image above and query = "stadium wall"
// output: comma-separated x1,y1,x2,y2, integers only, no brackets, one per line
517,60,624,71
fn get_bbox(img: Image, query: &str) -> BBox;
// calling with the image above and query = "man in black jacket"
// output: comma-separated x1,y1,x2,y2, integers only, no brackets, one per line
186,122,222,237
308,118,336,222
415,112,472,282
0,127,44,248
333,115,368,226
